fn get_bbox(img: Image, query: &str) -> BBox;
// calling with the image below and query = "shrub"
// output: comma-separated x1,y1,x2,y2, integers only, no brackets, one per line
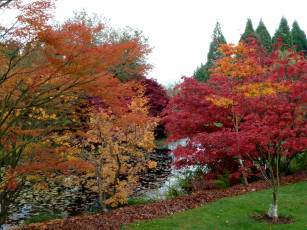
164,166,209,197
164,166,232,198
165,184,186,199
215,170,231,189
287,152,307,174
24,212,62,225
127,197,155,206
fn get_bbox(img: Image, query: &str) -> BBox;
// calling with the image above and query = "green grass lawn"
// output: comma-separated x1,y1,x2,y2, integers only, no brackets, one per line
122,181,307,230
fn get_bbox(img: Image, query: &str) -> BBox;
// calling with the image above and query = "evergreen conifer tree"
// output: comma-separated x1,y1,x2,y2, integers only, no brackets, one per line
272,16,293,49
193,21,226,82
193,64,209,82
255,18,272,52
291,20,307,54
240,18,256,43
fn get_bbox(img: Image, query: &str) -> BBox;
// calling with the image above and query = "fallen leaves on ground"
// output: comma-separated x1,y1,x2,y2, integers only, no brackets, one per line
13,171,306,230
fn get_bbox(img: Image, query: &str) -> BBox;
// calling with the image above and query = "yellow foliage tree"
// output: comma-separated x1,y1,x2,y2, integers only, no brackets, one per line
79,95,158,211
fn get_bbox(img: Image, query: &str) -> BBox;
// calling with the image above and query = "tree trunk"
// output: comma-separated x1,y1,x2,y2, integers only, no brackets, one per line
96,160,108,212
0,193,10,226
238,159,248,185
270,190,278,222
0,182,22,226
97,173,108,212
112,155,121,196
268,155,279,222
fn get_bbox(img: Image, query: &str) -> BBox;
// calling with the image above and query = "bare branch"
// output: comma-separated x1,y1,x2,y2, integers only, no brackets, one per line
0,0,14,8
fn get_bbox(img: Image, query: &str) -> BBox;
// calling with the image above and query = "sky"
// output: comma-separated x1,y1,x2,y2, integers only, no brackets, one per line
53,0,307,85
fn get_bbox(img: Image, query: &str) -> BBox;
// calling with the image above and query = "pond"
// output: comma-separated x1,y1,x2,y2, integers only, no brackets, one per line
3,139,189,227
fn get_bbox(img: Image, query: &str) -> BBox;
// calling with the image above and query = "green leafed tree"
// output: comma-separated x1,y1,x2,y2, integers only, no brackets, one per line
240,18,256,43
291,20,307,54
272,16,293,49
193,21,226,82
256,18,272,52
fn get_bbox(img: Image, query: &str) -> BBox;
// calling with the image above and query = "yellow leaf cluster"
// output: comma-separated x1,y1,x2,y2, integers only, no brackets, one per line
236,81,290,98
206,95,237,108
26,175,41,181
148,160,157,169
214,43,266,79
105,181,129,207
30,107,57,120
60,94,78,103
53,134,71,145
33,183,47,192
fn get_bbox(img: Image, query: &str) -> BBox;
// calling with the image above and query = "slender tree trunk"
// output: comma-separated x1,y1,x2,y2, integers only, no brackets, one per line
272,189,278,222
255,153,279,222
96,160,108,212
112,155,121,195
234,115,248,185
268,153,279,222
239,159,248,185
97,173,108,212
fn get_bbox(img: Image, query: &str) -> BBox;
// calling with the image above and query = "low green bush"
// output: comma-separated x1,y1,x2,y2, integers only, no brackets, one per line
165,183,186,199
215,170,231,189
286,152,307,174
24,212,62,225
127,197,155,206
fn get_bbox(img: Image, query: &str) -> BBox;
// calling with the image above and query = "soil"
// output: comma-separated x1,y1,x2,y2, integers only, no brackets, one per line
13,171,306,230
253,213,293,224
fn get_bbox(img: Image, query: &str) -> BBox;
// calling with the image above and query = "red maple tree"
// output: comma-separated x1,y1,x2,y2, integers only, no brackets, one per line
164,38,307,220
142,78,169,138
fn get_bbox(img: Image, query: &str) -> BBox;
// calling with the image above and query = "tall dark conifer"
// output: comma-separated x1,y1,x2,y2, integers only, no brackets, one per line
240,18,256,43
193,64,209,82
291,20,307,54
272,16,293,49
193,21,226,82
256,18,272,52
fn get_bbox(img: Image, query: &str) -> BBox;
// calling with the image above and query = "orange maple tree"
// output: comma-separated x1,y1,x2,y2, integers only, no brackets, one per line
0,0,152,224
